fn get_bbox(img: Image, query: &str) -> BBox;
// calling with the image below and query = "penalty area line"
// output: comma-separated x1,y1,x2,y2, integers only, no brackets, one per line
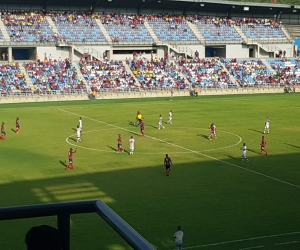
58,108,300,190
181,231,300,249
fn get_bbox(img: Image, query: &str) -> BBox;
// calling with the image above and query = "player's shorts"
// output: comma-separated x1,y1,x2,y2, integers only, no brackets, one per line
1,131,6,135
242,153,246,158
140,129,144,132
69,159,73,163
165,165,171,170
79,126,82,130
265,125,269,129
118,143,122,148
16,126,20,129
138,119,142,122
130,147,134,151
261,146,265,150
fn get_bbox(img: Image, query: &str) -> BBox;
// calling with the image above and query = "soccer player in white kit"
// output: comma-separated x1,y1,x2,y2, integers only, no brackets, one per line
76,125,81,142
263,117,270,134
79,117,83,135
158,114,165,129
167,110,173,124
128,136,135,155
241,143,249,162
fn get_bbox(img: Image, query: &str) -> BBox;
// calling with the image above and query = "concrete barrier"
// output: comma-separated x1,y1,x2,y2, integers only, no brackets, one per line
0,88,284,104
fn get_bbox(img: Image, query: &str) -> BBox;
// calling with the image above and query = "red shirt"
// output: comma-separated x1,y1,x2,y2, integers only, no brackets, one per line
140,122,144,130
68,150,74,159
118,137,122,145
261,139,267,147
16,120,19,127
1,124,4,132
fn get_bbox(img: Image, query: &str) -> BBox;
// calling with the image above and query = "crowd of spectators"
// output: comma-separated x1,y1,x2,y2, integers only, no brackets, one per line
23,57,86,93
127,56,189,90
0,62,31,94
0,11,288,42
2,11,63,42
222,58,274,86
268,58,300,85
176,58,234,88
79,58,139,91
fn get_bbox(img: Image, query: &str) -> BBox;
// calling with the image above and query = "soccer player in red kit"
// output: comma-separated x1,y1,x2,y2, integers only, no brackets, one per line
1,122,6,140
140,121,145,137
117,134,124,152
208,123,216,140
164,154,172,176
260,136,268,155
65,148,77,170
16,117,20,134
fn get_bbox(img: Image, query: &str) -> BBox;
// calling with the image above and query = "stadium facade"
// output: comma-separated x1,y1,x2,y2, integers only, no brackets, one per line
0,0,299,62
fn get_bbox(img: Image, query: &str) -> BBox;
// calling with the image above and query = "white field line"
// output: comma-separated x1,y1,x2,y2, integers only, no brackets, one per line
274,240,298,245
240,246,264,250
65,129,242,154
181,231,300,249
58,108,300,190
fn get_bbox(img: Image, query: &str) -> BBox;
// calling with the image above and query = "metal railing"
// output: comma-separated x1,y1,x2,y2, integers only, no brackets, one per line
0,200,155,250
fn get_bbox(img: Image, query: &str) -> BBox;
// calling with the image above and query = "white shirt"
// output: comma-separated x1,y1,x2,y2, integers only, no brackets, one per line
129,138,135,148
79,119,82,128
169,112,172,118
173,230,183,244
265,119,270,127
159,116,163,123
243,145,247,153
76,128,81,136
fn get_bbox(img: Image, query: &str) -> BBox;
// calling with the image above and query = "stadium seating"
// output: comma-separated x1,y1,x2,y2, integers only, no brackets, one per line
3,11,57,42
127,58,188,89
78,59,139,91
222,59,273,86
194,19,242,42
23,59,86,93
51,12,107,42
147,16,198,42
240,22,287,39
267,59,300,84
102,15,153,42
176,58,234,88
0,62,31,93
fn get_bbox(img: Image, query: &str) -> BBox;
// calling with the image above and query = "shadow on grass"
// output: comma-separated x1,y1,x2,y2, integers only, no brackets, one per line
197,134,208,139
107,145,117,151
148,125,157,129
69,137,77,142
11,128,16,133
248,129,263,134
248,148,261,155
284,143,300,149
59,160,67,167
128,121,137,126
72,128,76,132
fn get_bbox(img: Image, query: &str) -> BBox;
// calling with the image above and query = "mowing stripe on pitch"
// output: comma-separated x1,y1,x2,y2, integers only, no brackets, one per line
58,108,300,190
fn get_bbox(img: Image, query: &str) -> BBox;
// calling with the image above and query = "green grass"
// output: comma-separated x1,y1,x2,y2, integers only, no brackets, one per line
0,94,300,250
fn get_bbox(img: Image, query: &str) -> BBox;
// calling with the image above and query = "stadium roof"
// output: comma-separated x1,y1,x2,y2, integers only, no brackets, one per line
0,0,299,16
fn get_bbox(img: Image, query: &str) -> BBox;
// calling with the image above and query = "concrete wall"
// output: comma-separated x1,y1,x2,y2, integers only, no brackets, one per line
0,88,285,104
36,46,71,60
226,44,249,58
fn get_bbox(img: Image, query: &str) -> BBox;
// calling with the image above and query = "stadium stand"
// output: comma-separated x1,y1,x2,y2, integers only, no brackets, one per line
0,62,31,93
79,58,139,91
127,57,188,90
267,59,300,84
177,58,234,88
102,14,153,43
3,11,57,42
147,15,198,42
191,17,242,42
51,12,107,43
23,59,86,93
222,59,274,86
238,18,287,39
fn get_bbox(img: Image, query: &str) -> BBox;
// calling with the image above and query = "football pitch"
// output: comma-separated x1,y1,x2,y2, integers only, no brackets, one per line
0,94,300,250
